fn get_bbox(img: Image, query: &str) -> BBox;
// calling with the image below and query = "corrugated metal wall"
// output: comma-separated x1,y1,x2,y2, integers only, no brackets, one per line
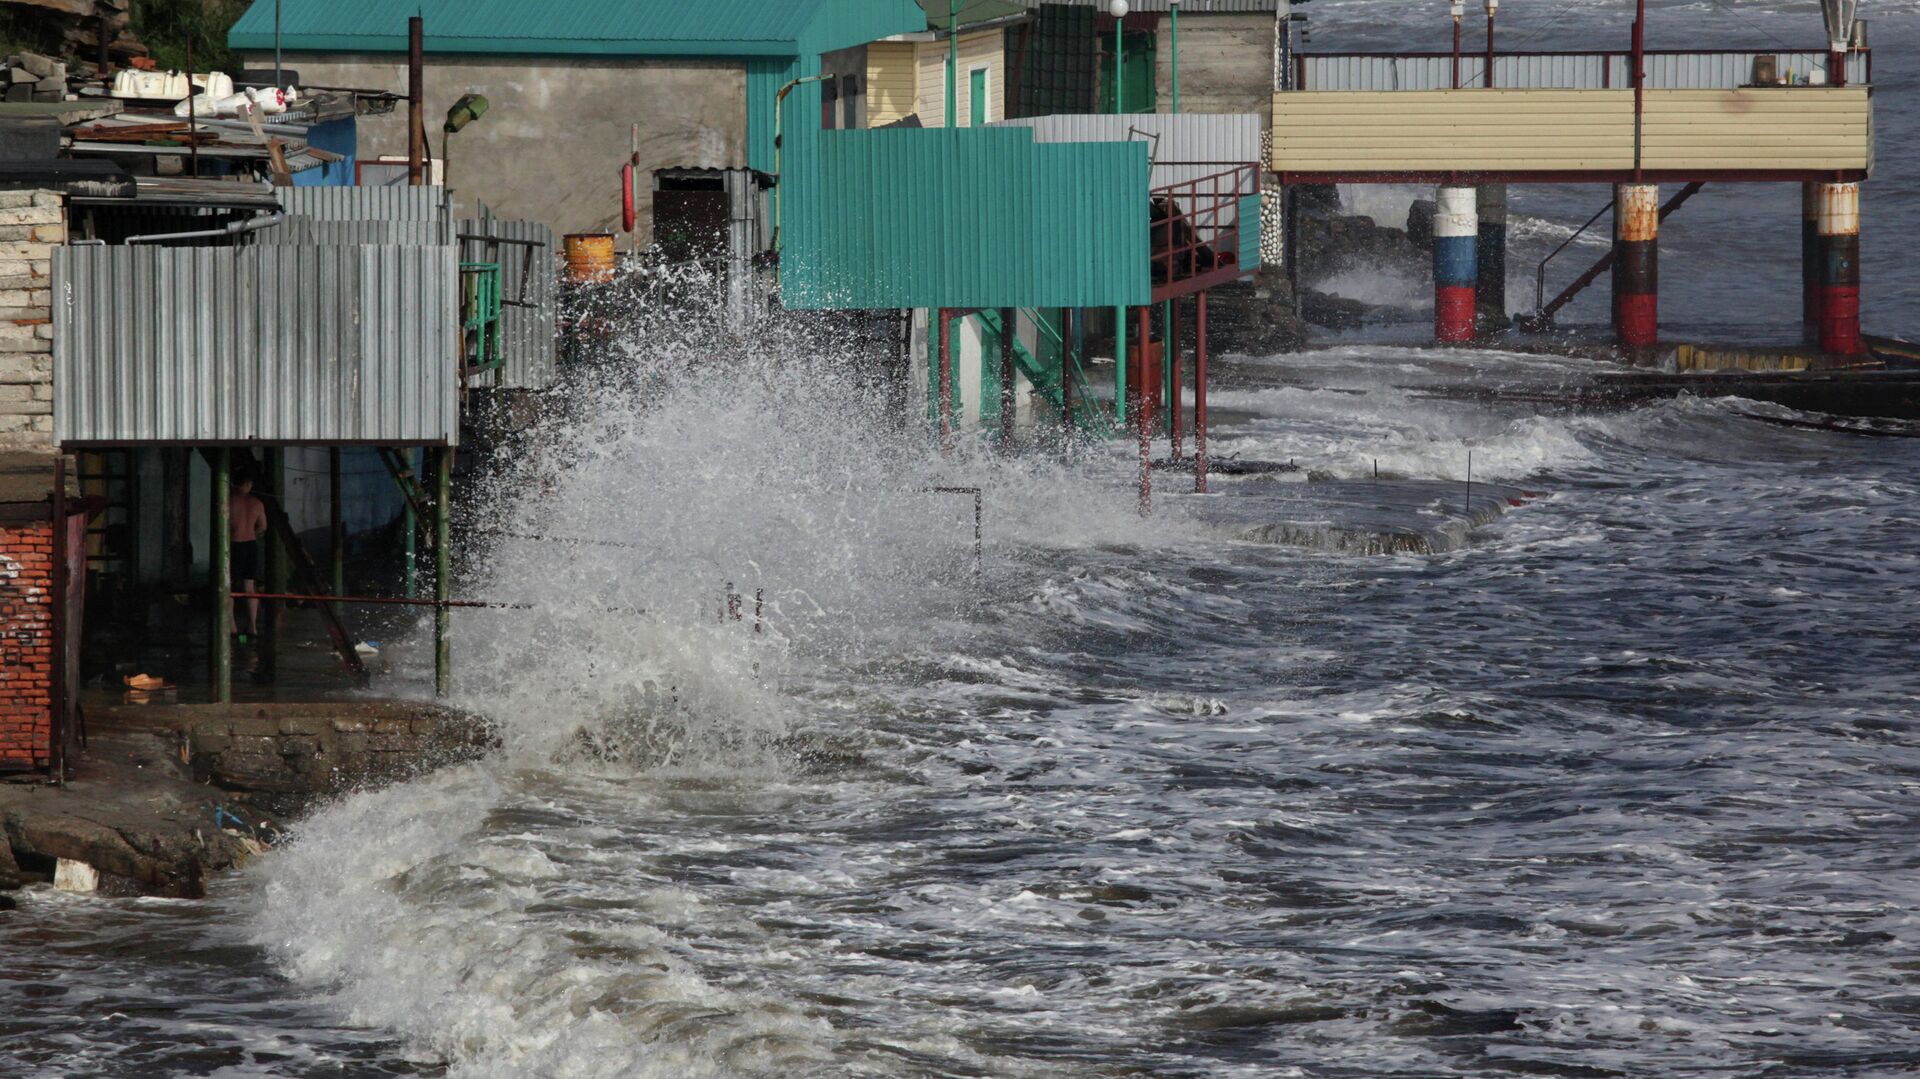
1301,51,1869,91
994,113,1261,231
275,186,450,223
253,219,454,246
459,216,559,391
780,126,1150,310
1271,87,1872,174
54,245,459,445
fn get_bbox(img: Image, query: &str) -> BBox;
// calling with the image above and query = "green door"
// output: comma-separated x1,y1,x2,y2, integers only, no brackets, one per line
970,67,988,126
1099,30,1157,114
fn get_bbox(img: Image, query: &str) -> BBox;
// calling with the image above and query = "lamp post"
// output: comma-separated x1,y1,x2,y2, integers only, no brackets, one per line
1111,0,1129,114
1451,1,1463,89
441,93,488,195
1484,0,1498,87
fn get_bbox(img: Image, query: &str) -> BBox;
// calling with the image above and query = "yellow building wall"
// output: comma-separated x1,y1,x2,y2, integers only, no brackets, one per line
867,41,919,127
1271,88,1872,173
912,29,1005,128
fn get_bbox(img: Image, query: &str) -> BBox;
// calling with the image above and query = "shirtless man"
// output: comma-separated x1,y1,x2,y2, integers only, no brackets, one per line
229,476,269,641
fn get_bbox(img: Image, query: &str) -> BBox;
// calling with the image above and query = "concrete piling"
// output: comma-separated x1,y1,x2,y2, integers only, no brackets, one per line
1815,181,1864,357
1433,185,1478,344
1612,183,1659,350
1475,184,1508,331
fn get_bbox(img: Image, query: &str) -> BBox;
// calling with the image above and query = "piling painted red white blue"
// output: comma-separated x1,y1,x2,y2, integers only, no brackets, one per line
1433,185,1477,344
1475,185,1507,330
1816,181,1864,357
1611,183,1659,350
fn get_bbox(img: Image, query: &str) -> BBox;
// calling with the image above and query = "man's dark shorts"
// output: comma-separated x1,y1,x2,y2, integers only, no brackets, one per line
231,539,262,582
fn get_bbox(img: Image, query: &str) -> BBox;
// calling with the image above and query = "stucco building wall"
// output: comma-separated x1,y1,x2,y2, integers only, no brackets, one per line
1155,14,1275,118
250,54,748,244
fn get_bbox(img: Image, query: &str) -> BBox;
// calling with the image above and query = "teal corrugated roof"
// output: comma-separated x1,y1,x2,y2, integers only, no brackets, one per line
229,0,926,58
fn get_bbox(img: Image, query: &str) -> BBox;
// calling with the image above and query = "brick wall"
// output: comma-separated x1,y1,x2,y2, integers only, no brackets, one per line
0,519,50,769
0,190,60,453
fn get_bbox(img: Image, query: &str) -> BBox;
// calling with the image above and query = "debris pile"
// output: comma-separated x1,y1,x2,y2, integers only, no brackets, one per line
1,52,72,104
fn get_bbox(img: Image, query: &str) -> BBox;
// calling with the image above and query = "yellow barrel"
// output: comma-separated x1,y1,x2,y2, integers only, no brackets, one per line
563,233,617,284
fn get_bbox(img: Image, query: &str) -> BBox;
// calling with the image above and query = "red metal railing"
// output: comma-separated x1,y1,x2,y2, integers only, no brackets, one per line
1150,163,1259,300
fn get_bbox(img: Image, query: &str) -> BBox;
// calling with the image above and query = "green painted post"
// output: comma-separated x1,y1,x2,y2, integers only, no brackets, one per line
434,445,452,698
1114,305,1127,424
1163,300,1175,436
1171,1,1180,113
947,1,958,129
212,447,232,704
1115,15,1125,115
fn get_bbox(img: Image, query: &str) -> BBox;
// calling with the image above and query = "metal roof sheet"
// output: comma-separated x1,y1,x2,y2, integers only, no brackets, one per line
230,0,927,58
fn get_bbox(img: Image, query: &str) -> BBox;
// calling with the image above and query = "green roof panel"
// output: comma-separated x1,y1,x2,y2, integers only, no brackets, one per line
230,0,926,58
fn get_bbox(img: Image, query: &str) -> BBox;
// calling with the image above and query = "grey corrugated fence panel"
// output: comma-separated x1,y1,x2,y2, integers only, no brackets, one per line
1040,0,1280,10
251,218,454,246
1303,51,1870,90
994,113,1259,230
459,217,558,391
54,245,457,445
275,186,449,223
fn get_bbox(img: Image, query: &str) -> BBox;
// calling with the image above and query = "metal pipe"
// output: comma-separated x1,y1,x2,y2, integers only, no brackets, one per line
235,591,529,610
213,447,232,704
1452,3,1463,89
50,453,66,784
1061,308,1076,446
1632,0,1646,181
769,74,830,267
1114,305,1127,424
125,211,286,246
329,447,344,600
938,308,954,452
999,307,1016,444
1613,183,1660,350
409,16,424,186
1137,305,1152,516
1169,298,1183,458
1484,0,1497,88
434,445,451,697
404,448,418,599
948,0,959,128
1195,291,1209,493
274,0,283,87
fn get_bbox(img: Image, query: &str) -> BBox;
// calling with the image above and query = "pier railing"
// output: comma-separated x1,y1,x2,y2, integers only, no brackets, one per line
1150,163,1261,302
1298,48,1871,92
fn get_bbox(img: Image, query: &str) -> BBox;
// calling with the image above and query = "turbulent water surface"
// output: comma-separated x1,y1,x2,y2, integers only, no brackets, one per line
5,2,1920,1077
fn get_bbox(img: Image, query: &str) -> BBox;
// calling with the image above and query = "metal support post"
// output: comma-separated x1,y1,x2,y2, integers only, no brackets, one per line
1061,307,1076,444
999,306,1016,445
329,447,345,598
408,17,424,186
1485,1,1497,87
434,446,452,698
1137,305,1152,516
1169,298,1183,457
1195,291,1210,493
1612,183,1659,350
403,450,419,599
212,447,232,704
937,308,954,452
1113,305,1127,424
1803,183,1822,344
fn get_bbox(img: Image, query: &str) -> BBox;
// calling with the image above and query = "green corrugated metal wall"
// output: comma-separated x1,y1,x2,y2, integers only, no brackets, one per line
1238,193,1264,272
781,127,1151,310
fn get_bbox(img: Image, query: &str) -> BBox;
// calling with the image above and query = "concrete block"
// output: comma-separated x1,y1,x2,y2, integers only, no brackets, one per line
14,54,55,80
0,193,33,210
0,244,55,262
0,208,62,228
0,399,52,415
0,325,48,352
31,193,61,209
30,225,64,244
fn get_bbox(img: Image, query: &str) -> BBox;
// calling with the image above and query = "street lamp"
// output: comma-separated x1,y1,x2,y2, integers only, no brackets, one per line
1484,0,1499,87
441,93,488,192
1111,0,1129,114
1451,1,1464,89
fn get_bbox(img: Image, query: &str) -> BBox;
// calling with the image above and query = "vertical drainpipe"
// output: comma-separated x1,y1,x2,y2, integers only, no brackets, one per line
1816,181,1864,357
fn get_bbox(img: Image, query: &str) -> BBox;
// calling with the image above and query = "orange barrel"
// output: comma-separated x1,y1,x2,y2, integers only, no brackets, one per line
563,234,617,284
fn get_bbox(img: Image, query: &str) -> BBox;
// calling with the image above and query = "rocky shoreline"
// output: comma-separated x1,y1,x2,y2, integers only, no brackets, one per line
0,701,491,901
